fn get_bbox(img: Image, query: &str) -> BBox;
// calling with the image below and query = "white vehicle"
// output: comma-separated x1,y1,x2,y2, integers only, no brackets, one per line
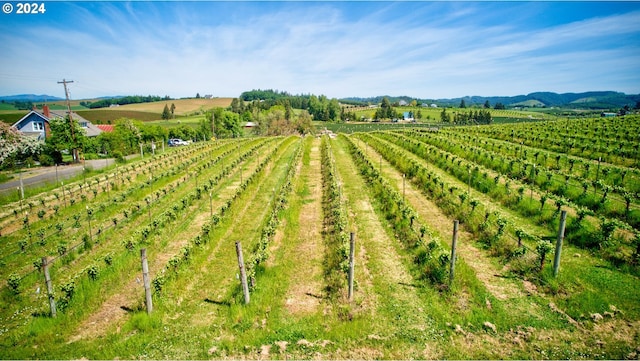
168,138,189,146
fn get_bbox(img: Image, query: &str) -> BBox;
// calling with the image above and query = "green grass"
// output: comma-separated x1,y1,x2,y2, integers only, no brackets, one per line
146,114,206,126
0,103,18,110
0,111,27,124
316,121,441,134
76,109,161,123
0,129,639,359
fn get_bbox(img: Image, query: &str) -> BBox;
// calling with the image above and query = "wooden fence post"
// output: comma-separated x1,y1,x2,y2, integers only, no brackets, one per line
449,220,459,286
42,257,56,317
62,182,66,207
140,248,153,314
235,242,250,304
553,211,567,277
348,232,355,301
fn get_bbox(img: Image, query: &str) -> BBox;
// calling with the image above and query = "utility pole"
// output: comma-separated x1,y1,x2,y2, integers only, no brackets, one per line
58,79,79,163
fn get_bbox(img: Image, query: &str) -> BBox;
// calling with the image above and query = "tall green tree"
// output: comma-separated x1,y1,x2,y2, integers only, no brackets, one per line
47,116,86,162
327,98,341,121
375,97,394,120
97,118,142,156
459,99,466,108
284,100,292,121
210,108,242,138
230,98,245,114
161,104,171,120
440,108,451,123
197,119,212,140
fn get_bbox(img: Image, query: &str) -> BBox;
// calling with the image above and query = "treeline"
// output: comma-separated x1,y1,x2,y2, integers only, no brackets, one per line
239,89,312,111
340,95,415,106
236,89,343,122
441,108,493,125
81,95,172,109
0,100,35,110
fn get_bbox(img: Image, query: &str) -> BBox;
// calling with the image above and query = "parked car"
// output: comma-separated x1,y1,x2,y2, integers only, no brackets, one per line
168,138,189,146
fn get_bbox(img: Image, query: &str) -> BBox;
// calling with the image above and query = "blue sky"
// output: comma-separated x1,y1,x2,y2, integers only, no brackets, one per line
1,1,639,100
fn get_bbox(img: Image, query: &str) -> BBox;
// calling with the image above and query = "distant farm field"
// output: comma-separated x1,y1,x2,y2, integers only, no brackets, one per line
79,98,234,123
111,98,233,115
1,116,639,359
76,109,162,123
0,110,27,124
346,106,558,123
0,98,235,124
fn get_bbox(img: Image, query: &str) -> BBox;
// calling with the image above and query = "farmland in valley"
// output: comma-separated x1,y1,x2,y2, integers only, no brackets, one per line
0,116,639,359
1,98,234,125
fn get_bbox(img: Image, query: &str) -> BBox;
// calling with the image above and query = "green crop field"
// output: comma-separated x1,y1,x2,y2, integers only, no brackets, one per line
76,109,162,123
345,105,558,124
0,116,639,359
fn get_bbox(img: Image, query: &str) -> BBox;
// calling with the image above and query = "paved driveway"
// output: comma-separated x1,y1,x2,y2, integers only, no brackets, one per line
0,159,116,194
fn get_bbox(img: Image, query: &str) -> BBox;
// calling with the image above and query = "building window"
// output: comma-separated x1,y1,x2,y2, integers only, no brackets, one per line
33,122,44,131
80,122,88,128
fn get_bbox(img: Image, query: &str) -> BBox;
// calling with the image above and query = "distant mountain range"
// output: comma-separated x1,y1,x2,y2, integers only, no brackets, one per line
0,94,64,102
342,91,640,109
2,91,639,110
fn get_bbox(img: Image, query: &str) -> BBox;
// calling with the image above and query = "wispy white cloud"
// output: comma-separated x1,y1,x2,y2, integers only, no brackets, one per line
0,2,638,99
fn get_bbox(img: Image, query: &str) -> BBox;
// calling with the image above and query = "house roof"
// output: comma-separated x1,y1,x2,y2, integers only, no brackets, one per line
12,110,48,129
12,111,49,141
96,124,115,132
12,107,103,137
46,109,90,124
46,109,102,137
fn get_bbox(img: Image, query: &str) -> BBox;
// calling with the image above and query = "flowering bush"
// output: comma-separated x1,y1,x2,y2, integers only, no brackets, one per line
0,122,42,169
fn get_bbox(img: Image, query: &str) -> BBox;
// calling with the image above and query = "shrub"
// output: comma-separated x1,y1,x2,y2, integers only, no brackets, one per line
61,280,76,300
87,265,99,280
104,253,113,266
38,153,54,166
83,233,92,251
57,242,67,256
7,273,21,294
112,150,125,163
152,275,165,295
535,238,554,271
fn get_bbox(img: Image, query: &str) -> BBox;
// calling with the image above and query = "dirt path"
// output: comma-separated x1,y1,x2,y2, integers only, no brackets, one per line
184,138,297,307
333,137,438,354
283,138,324,315
66,146,264,342
68,202,210,342
362,142,525,301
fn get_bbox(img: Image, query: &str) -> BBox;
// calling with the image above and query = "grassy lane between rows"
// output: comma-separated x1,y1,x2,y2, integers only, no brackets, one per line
330,135,444,358
45,137,302,358
355,132,640,359
0,138,276,358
